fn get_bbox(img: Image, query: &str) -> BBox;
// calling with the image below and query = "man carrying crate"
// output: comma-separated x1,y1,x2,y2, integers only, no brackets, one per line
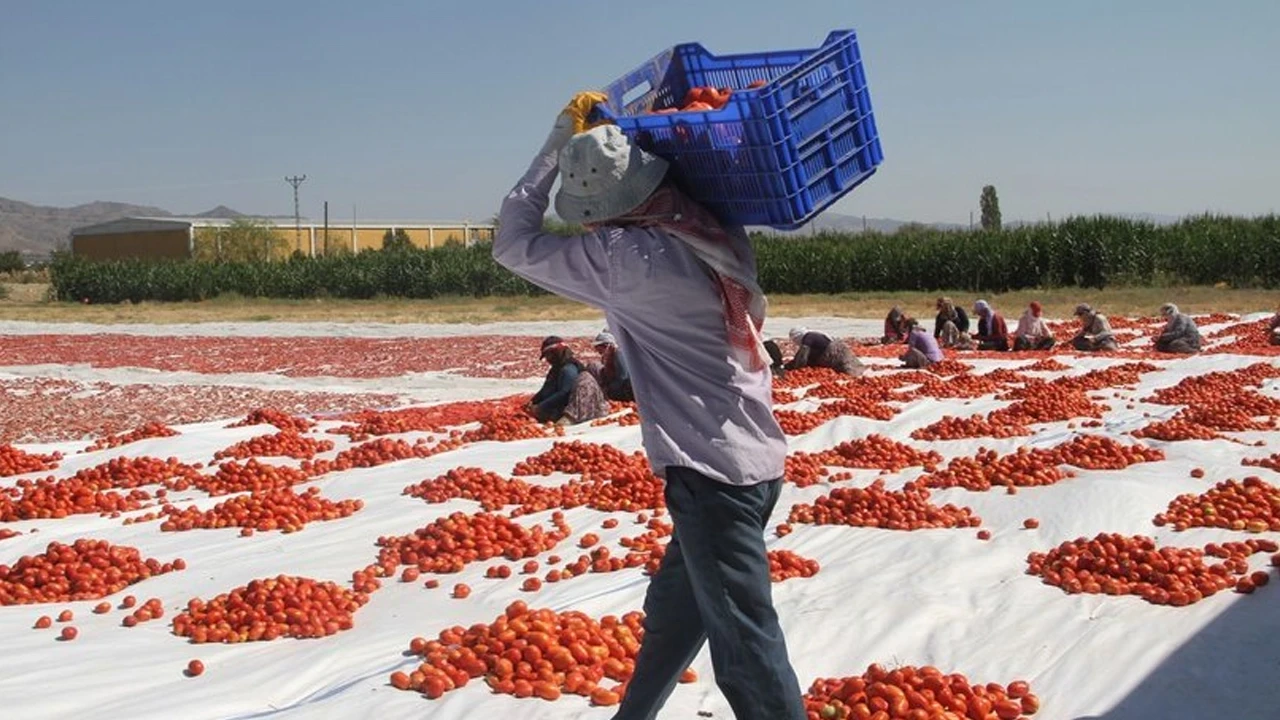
493,93,807,720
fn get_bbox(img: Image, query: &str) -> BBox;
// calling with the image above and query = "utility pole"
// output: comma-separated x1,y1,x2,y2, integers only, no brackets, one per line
285,175,307,250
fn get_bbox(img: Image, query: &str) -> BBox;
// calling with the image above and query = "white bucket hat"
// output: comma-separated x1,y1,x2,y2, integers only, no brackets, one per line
555,125,669,225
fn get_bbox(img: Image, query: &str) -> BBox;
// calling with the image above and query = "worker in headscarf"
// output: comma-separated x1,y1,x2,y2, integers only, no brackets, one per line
972,299,1010,352
1153,303,1202,354
785,327,866,376
882,306,908,344
899,318,944,368
527,336,610,424
588,329,634,400
933,296,971,348
1070,304,1119,352
1013,301,1055,351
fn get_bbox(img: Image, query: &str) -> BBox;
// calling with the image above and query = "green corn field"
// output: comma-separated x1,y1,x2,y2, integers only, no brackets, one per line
49,214,1280,304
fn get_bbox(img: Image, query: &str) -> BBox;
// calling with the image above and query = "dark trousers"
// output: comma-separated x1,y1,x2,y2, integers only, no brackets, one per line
1155,337,1199,354
1013,335,1056,351
900,347,933,369
612,467,805,720
977,337,1010,352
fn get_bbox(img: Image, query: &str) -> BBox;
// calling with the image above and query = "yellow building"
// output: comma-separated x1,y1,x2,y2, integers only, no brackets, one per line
70,217,496,260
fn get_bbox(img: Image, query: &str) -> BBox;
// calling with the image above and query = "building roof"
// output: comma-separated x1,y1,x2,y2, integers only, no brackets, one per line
70,218,194,237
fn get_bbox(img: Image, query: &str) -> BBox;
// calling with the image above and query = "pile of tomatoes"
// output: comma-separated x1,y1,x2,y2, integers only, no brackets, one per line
80,422,179,453
1154,476,1280,532
0,475,156,521
920,448,1071,492
990,390,1107,426
803,664,1039,720
908,373,1010,400
462,414,564,443
775,408,840,436
556,473,667,514
389,601,694,705
158,486,363,533
1242,452,1280,473
1206,318,1280,353
214,430,334,461
788,479,981,531
803,375,905,401
376,511,571,575
71,455,202,491
785,452,853,488
512,441,650,482
911,415,1031,441
0,539,181,605
773,366,848,390
926,359,975,377
1044,435,1165,470
328,397,522,440
303,437,462,476
404,467,557,513
645,80,767,115
172,574,368,643
768,550,820,582
1144,363,1280,406
194,458,311,496
775,397,898,436
227,408,316,433
1022,357,1071,372
1027,532,1275,604
0,443,62,477
817,434,943,473
1131,417,1223,442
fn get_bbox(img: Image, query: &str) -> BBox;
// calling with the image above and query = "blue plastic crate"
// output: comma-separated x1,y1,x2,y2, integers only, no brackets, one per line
594,29,883,230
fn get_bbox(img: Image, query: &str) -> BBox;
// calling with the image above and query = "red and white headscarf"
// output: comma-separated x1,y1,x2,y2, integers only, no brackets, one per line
616,186,769,371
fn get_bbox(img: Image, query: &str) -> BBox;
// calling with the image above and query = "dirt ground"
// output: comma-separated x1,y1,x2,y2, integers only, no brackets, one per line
1,283,1275,324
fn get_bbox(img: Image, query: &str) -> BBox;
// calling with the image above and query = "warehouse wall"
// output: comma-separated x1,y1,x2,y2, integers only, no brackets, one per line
191,227,304,260
403,228,465,248
72,231,190,260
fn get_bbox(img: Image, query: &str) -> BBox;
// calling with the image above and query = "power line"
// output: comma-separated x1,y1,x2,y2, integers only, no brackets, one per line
285,175,307,249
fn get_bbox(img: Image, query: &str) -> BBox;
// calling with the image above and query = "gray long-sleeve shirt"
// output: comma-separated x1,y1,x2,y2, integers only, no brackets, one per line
1158,312,1201,348
492,151,787,486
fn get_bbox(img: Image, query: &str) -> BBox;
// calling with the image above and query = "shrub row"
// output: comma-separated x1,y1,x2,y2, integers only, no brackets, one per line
49,215,1280,303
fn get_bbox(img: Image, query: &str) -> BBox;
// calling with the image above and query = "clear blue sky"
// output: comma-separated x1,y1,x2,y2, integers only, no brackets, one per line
2,1,1277,224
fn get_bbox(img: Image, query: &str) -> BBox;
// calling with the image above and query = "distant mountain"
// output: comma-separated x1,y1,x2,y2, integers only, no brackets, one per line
193,205,246,219
0,198,249,256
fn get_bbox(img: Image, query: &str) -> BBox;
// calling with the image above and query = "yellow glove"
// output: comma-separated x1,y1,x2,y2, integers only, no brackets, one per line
562,91,611,134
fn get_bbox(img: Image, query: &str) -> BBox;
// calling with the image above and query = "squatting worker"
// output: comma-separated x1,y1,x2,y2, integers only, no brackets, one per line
492,93,806,720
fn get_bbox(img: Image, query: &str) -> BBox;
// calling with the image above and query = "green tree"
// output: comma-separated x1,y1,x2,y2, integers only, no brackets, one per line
195,218,289,262
980,185,1002,231
382,228,414,251
0,250,24,274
